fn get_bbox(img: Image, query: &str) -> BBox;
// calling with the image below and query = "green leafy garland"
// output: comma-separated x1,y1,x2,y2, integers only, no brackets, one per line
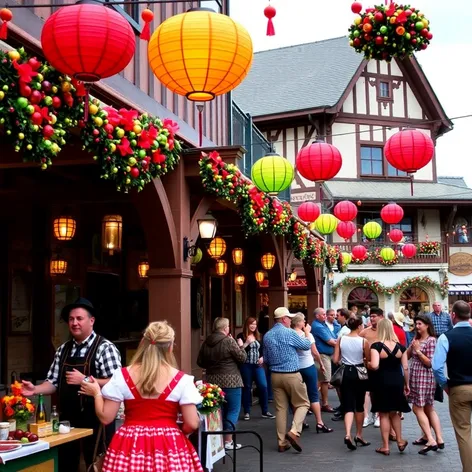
332,275,449,300
0,48,182,192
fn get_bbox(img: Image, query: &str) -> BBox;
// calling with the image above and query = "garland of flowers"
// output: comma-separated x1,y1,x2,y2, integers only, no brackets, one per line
0,48,182,192
289,221,309,261
305,237,328,267
332,275,449,300
348,3,432,62
416,241,440,255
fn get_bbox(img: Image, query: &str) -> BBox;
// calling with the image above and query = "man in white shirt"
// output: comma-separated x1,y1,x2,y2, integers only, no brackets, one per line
336,308,351,338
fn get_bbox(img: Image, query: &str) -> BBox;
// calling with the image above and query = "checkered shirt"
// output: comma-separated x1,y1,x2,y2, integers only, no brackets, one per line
427,311,453,337
46,331,121,388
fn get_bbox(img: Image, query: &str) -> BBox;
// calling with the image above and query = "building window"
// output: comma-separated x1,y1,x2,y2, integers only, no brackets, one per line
379,81,390,98
387,163,407,177
391,217,414,242
360,146,383,176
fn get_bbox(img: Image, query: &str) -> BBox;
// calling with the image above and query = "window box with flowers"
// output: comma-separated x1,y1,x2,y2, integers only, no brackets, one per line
417,241,441,256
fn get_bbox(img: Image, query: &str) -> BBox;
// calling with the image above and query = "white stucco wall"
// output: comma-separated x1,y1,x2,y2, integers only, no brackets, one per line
331,123,357,178
417,209,441,242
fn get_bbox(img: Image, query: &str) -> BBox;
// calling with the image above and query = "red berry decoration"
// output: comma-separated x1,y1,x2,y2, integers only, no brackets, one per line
351,2,362,14
130,167,140,178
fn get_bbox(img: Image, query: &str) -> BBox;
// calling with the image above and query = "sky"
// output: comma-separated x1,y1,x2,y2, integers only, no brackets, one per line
229,0,472,186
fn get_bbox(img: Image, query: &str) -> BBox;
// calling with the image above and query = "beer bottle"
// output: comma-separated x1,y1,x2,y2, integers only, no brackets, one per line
51,406,59,434
36,394,46,424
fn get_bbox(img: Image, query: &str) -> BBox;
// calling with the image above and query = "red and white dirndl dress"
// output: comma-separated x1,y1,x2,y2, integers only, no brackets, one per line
102,368,203,472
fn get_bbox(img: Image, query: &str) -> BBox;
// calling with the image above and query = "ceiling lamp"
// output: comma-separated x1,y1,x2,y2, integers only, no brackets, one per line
255,270,266,284
207,237,226,259
333,200,358,222
50,257,67,276
297,202,320,223
363,221,382,240
102,215,123,255
314,214,338,235
41,1,135,114
148,8,253,102
336,221,356,240
235,273,245,285
215,260,228,276
138,260,149,279
53,216,77,241
381,202,404,225
251,153,294,196
232,248,244,266
295,139,342,183
261,253,276,270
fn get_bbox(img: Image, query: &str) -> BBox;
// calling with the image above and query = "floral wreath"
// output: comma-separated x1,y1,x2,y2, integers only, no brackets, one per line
332,275,449,300
0,48,182,192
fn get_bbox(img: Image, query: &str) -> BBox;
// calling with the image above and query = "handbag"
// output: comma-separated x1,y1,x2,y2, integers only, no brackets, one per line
87,424,107,472
434,383,444,403
355,365,368,381
330,364,345,388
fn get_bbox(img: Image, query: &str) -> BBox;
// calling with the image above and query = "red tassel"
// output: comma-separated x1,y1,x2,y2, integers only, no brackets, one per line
264,5,276,36
0,22,7,40
140,8,154,42
0,8,13,40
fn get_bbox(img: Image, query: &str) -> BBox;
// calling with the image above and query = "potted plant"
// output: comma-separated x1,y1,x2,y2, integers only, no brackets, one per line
1,381,35,432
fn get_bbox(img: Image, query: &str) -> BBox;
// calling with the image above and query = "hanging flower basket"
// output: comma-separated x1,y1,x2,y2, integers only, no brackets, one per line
416,241,440,255
348,2,433,61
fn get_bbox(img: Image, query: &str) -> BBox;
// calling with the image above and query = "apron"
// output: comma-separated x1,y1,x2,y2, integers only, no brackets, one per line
58,334,103,428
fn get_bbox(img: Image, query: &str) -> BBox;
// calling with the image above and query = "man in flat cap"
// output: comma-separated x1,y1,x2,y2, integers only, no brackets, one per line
22,297,121,471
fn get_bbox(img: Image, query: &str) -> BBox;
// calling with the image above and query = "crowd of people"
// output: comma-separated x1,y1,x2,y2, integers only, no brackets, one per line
17,296,472,472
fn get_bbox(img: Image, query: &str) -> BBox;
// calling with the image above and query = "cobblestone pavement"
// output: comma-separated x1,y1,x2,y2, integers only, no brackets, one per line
213,392,463,472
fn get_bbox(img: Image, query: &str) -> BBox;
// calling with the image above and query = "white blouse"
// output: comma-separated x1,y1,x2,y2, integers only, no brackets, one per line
102,368,203,405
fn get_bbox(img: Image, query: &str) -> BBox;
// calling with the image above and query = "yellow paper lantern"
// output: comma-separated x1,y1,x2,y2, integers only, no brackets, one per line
232,248,244,265
138,260,150,279
380,247,396,261
255,270,266,284
363,221,382,240
235,273,245,285
341,252,352,265
102,215,122,255
53,216,76,241
289,270,297,282
148,9,253,102
314,214,338,235
215,260,228,276
261,253,276,270
207,237,226,259
50,257,67,275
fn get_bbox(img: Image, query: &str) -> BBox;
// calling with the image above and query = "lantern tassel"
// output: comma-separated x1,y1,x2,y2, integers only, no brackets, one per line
0,21,7,39
140,22,151,41
196,103,204,148
264,5,276,36
266,18,275,36
0,8,12,40
83,83,91,122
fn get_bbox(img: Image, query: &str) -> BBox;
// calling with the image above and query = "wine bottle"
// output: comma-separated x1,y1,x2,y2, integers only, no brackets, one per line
36,394,46,424
51,406,59,434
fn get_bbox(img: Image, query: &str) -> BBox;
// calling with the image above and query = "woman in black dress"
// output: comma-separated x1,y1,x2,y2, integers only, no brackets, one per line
368,319,411,456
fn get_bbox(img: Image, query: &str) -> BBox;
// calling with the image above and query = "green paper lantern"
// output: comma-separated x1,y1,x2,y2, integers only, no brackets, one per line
363,221,382,240
314,214,338,235
191,247,203,265
380,247,396,261
251,153,294,196
342,252,352,265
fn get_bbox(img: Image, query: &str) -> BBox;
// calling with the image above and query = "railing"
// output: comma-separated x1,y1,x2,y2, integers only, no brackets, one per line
335,242,448,265
231,101,290,202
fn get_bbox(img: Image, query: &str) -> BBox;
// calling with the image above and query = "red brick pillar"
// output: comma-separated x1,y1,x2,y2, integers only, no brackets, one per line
267,286,288,326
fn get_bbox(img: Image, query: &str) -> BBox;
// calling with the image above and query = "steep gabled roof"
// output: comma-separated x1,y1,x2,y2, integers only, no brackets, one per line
233,37,363,118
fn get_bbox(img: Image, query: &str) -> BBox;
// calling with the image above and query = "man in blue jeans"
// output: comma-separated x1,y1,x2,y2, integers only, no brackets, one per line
312,307,337,412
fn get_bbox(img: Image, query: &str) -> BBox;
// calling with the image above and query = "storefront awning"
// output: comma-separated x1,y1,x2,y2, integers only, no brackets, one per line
449,284,472,295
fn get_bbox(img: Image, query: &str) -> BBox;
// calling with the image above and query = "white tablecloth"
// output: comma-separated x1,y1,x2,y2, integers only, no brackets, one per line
0,440,49,464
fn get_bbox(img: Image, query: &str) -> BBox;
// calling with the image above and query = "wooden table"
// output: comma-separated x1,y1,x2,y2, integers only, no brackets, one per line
0,428,93,472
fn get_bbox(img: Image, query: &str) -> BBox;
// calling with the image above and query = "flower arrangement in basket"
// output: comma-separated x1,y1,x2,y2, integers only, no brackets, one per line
196,382,226,415
1,381,35,424
416,240,440,255
348,2,433,61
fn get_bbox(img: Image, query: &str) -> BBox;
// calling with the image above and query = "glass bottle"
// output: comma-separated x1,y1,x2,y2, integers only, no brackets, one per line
36,394,46,424
51,406,59,434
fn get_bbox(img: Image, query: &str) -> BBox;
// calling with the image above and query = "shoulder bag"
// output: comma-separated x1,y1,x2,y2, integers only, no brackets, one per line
330,364,345,388
87,424,107,472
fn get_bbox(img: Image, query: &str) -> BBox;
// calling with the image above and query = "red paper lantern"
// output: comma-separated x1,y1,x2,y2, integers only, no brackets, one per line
384,129,434,174
333,200,358,222
297,202,320,223
295,140,342,183
336,221,356,240
41,3,136,83
352,245,368,261
402,243,417,259
389,229,404,243
381,203,404,224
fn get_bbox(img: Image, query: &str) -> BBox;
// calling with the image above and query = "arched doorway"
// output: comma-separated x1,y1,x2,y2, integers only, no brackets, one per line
348,287,379,310
400,287,429,316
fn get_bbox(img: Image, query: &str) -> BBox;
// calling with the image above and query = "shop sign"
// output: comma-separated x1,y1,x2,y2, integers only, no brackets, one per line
449,252,472,276
291,192,316,203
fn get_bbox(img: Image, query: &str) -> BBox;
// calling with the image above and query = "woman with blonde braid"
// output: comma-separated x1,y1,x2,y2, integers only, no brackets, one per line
80,321,203,472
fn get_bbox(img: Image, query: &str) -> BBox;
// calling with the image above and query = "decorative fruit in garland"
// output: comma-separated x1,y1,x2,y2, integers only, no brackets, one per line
348,2,433,61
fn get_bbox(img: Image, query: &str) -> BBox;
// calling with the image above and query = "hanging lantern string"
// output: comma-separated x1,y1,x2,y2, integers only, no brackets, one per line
196,103,204,148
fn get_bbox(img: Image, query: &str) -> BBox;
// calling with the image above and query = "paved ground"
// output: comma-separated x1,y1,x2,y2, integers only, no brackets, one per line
213,391,463,472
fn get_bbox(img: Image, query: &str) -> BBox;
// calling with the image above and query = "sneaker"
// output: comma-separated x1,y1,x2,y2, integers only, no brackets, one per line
243,413,250,421
262,412,275,419
225,441,242,450
374,415,380,428
363,416,374,428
